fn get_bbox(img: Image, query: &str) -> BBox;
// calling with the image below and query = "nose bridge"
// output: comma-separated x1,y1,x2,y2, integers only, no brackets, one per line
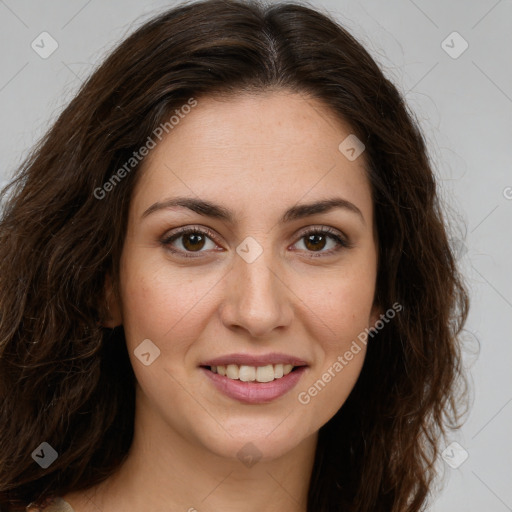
221,237,292,336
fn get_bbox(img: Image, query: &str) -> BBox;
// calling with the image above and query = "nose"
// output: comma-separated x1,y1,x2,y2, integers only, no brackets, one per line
219,246,294,338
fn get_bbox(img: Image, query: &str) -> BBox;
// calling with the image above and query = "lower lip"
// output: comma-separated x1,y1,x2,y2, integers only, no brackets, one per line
200,366,307,404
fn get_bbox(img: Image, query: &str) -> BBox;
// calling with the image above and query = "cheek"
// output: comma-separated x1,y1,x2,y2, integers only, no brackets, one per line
118,258,215,401
295,277,372,425
298,344,366,429
292,258,375,418
296,262,377,340
118,250,217,358
306,280,372,376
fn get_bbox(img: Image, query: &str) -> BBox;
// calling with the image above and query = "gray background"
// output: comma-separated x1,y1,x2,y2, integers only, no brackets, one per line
1,0,511,510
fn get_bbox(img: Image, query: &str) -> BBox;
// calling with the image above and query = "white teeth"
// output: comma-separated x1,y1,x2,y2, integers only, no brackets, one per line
209,363,297,382
274,364,284,379
256,364,274,383
239,365,256,382
226,364,239,379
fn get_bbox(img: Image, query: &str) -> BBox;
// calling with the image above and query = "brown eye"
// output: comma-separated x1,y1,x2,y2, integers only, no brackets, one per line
293,227,350,256
161,227,219,258
181,232,207,251
303,233,328,252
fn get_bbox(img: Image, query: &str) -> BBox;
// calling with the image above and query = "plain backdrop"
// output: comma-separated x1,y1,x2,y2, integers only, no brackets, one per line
1,1,511,510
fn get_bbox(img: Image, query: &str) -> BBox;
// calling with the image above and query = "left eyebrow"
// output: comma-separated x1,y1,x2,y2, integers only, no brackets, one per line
141,196,366,225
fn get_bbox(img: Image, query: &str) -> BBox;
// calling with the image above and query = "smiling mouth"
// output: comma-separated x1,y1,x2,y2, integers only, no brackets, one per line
201,363,301,383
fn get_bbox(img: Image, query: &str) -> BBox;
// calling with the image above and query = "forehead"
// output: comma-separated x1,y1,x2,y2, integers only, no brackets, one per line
132,91,372,223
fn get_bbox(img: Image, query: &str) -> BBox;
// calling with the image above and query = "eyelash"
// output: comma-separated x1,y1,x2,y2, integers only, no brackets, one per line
160,225,351,259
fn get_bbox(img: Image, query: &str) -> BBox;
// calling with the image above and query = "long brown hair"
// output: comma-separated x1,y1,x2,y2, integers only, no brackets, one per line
0,1,469,510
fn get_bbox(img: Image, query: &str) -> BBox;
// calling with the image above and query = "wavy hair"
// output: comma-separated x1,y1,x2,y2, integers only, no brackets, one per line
0,1,469,510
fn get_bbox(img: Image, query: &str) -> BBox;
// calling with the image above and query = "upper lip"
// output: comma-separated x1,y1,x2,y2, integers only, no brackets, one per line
200,352,309,367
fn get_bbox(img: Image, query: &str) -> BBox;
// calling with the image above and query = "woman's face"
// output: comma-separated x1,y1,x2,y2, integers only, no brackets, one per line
115,91,379,462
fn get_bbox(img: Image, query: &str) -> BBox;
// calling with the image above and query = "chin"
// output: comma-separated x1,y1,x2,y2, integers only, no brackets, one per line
189,414,313,463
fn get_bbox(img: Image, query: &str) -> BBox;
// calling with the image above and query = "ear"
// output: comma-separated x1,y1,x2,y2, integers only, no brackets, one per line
100,272,123,328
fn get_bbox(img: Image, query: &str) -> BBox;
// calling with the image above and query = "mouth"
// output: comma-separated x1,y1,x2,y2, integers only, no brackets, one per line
199,359,308,404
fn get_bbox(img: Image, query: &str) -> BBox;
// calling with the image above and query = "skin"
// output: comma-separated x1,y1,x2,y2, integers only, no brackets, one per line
64,90,380,512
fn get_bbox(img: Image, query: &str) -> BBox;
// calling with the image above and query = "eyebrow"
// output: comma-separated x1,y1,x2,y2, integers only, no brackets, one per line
141,196,365,225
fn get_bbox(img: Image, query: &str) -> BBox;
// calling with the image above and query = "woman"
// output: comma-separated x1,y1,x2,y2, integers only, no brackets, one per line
0,1,469,511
